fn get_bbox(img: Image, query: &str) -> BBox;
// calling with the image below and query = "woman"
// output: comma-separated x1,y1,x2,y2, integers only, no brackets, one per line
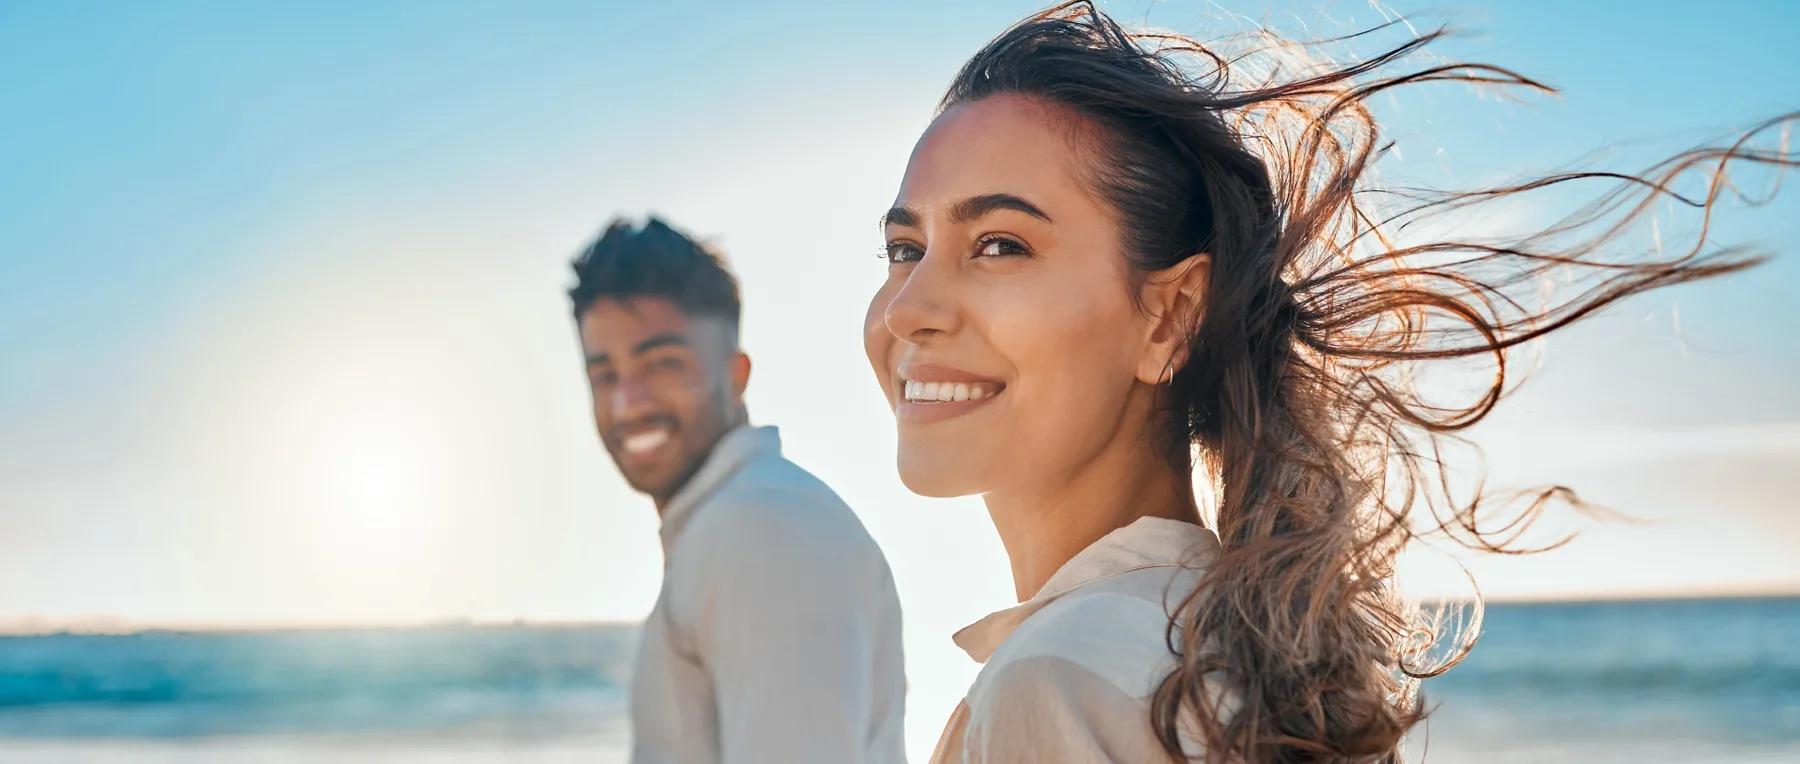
863,3,1795,763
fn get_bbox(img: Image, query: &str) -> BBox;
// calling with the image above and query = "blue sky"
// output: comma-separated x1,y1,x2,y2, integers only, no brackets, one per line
3,1,1798,752
4,0,1796,432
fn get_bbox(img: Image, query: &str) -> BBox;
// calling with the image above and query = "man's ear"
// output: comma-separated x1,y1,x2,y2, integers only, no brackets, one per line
730,351,752,398
1135,254,1211,386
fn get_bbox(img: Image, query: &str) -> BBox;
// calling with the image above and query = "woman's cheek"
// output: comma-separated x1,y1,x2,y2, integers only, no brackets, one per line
863,280,902,407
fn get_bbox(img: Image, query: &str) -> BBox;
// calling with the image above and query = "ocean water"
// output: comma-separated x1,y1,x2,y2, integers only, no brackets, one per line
1415,596,1800,763
0,625,637,762
1,598,1796,763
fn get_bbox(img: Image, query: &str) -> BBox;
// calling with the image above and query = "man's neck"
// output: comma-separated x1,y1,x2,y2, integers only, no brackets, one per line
649,411,751,515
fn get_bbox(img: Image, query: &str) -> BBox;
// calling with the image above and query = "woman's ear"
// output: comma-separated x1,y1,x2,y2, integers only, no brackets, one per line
1136,254,1211,385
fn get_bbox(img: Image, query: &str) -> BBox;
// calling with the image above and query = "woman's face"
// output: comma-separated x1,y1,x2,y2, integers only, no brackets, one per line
864,95,1173,498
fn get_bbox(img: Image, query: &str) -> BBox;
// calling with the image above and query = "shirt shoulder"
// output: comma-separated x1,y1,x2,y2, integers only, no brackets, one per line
958,653,1172,763
978,566,1197,702
676,452,883,565
953,569,1204,763
662,452,896,628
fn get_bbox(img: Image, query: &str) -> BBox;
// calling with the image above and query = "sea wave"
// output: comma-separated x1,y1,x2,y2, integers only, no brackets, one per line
0,626,635,737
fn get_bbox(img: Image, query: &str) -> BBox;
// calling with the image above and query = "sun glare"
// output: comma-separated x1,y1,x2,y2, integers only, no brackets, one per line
315,413,435,541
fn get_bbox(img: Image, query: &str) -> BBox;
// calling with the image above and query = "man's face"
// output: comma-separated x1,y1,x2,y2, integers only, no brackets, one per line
579,296,747,504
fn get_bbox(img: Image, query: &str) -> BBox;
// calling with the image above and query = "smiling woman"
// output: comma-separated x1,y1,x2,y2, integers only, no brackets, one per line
863,3,1800,763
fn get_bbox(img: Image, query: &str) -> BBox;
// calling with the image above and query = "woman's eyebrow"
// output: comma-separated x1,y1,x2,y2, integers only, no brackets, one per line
952,193,1053,224
881,194,1054,230
880,205,921,229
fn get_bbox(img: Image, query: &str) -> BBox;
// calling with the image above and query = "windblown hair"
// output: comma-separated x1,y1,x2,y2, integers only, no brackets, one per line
569,216,742,334
944,3,1797,762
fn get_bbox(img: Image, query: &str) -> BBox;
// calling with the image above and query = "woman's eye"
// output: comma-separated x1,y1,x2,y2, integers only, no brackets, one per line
883,242,924,264
975,237,1029,258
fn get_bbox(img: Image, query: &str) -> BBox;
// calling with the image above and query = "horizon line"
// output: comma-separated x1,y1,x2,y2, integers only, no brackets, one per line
5,586,1798,636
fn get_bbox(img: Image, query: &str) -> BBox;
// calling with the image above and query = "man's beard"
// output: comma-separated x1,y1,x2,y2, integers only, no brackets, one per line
650,383,742,505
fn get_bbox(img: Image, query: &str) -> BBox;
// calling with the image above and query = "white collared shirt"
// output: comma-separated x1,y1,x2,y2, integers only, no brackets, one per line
630,425,907,764
930,517,1221,764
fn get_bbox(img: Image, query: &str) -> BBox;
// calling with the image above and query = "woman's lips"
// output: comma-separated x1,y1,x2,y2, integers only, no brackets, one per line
902,379,1001,403
894,362,1006,423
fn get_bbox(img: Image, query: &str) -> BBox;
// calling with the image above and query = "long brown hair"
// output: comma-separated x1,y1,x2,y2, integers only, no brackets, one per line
942,3,1797,762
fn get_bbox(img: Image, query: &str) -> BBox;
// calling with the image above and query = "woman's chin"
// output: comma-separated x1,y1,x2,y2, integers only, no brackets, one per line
896,455,983,499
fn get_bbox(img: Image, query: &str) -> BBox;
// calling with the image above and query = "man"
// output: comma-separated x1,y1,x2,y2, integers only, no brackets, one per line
569,216,906,764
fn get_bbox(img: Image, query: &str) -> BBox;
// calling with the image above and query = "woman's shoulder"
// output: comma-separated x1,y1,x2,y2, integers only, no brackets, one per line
949,570,1201,763
976,565,1199,706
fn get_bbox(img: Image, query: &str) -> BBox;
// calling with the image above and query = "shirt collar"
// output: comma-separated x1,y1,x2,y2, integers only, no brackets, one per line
657,424,781,561
952,516,1220,663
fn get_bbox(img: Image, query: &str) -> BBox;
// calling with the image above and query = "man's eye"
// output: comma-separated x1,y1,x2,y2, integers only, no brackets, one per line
591,371,618,388
652,356,684,372
883,242,924,264
975,236,1029,257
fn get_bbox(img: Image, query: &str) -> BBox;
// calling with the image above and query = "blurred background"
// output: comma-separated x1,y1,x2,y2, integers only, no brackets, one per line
2,1,1797,762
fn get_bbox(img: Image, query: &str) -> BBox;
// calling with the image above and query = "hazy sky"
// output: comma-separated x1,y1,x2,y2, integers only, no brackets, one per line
4,0,1798,755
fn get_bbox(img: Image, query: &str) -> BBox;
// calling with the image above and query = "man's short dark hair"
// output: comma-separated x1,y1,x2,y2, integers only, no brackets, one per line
568,216,742,333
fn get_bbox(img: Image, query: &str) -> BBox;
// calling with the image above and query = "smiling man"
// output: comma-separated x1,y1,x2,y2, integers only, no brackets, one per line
570,217,906,764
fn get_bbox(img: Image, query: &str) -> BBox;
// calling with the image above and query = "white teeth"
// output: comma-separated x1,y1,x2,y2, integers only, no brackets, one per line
901,379,999,403
623,429,671,455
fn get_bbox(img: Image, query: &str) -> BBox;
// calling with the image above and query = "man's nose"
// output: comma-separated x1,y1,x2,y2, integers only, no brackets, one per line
610,376,661,422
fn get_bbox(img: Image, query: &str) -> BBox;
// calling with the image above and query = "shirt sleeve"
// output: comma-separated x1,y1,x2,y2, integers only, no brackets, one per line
677,487,902,764
962,655,1181,764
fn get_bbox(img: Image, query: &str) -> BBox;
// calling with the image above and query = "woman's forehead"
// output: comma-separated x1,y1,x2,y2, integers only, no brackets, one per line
893,96,1102,219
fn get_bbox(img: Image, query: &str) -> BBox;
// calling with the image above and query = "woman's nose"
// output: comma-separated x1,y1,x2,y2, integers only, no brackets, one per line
883,252,961,344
